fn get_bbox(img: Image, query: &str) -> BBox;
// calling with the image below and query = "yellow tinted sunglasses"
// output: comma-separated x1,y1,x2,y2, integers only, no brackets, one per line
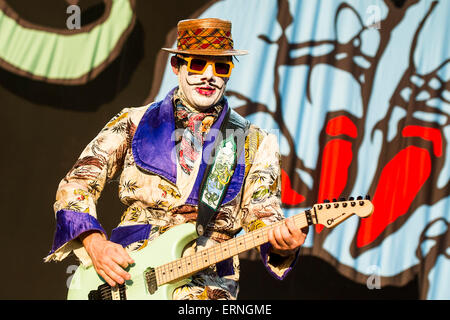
177,56,234,77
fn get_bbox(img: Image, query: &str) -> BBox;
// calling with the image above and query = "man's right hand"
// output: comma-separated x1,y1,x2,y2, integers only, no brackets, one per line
80,231,134,287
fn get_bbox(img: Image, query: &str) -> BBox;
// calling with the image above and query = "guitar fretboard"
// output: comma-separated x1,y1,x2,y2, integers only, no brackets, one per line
155,211,309,286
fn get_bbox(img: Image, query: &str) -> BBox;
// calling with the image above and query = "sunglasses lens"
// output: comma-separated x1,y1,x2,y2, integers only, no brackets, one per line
214,62,231,75
190,59,207,72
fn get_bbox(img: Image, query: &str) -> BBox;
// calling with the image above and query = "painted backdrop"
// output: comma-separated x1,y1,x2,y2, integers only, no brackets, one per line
155,0,450,299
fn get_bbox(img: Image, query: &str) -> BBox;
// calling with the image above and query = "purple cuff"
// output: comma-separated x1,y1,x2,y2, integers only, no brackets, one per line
110,224,152,248
260,242,299,280
48,209,107,255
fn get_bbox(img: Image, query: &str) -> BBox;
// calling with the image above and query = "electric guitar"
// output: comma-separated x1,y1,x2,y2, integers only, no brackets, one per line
67,196,374,300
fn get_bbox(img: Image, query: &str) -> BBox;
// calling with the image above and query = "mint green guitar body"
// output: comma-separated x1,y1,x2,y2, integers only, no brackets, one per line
67,223,198,300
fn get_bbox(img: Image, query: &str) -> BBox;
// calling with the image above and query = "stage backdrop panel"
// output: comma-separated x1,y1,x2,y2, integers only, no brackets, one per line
154,0,450,300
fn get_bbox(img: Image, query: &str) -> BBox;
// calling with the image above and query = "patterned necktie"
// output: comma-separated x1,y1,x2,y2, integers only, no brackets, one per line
174,98,221,175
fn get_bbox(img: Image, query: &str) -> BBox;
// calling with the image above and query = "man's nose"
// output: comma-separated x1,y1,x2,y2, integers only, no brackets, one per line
201,64,214,80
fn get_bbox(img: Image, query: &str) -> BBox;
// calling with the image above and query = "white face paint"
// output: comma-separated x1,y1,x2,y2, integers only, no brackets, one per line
176,55,230,111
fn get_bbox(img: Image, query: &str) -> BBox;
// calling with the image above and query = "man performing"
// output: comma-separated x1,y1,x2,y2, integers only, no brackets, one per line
45,18,308,300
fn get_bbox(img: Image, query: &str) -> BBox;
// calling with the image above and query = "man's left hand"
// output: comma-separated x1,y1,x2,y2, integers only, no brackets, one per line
268,217,308,257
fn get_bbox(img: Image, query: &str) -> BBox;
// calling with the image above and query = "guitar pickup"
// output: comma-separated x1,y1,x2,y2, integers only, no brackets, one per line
144,267,158,294
88,283,126,300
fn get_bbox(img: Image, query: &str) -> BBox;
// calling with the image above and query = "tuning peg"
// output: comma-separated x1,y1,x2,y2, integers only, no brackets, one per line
357,196,363,200
365,195,371,200
339,197,346,201
349,197,354,201
323,199,330,203
332,198,337,202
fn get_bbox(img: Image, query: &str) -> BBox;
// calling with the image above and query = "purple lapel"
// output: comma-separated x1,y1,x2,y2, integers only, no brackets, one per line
132,87,245,205
132,88,178,183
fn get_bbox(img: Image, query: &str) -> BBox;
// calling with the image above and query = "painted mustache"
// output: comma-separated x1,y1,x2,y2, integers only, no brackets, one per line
186,78,224,90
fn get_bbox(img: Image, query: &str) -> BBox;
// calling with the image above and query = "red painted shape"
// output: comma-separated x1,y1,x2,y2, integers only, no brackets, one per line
325,116,358,138
356,146,431,247
281,169,306,205
316,139,353,232
402,125,443,157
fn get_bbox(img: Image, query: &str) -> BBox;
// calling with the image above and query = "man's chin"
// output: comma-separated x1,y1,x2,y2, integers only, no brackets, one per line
191,93,222,110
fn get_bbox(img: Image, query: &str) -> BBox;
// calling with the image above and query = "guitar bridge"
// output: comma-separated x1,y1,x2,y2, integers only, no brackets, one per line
144,267,158,294
88,283,126,300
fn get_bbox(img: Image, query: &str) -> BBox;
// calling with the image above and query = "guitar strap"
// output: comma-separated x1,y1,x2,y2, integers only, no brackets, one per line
196,107,250,236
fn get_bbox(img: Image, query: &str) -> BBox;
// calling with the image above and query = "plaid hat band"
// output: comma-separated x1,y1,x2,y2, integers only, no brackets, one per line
177,28,234,51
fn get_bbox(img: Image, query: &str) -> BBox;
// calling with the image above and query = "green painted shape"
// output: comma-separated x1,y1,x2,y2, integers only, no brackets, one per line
0,0,134,80
67,223,198,300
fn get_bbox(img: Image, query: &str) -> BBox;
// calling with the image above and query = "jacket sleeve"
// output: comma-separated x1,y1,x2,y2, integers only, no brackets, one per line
239,131,299,280
44,108,132,266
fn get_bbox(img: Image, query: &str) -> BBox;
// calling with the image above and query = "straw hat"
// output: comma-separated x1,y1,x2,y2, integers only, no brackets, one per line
162,18,248,56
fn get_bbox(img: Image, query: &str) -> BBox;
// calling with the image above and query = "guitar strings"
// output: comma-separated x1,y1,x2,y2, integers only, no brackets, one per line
155,213,308,285
114,213,309,292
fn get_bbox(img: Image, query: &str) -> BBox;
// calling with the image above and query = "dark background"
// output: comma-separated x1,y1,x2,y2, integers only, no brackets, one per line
0,0,418,299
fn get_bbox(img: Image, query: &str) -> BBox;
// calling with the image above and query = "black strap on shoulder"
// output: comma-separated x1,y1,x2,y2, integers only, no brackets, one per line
196,108,250,236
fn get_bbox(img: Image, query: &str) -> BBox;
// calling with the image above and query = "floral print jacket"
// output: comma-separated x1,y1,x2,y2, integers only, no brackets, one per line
45,88,299,300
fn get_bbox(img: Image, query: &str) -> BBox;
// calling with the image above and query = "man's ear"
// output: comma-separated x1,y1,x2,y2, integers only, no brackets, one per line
171,56,179,75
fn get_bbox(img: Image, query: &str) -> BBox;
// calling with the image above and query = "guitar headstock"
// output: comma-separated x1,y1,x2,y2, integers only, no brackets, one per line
312,196,374,228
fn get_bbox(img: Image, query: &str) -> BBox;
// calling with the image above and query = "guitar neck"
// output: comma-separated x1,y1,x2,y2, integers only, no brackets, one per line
155,210,311,286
